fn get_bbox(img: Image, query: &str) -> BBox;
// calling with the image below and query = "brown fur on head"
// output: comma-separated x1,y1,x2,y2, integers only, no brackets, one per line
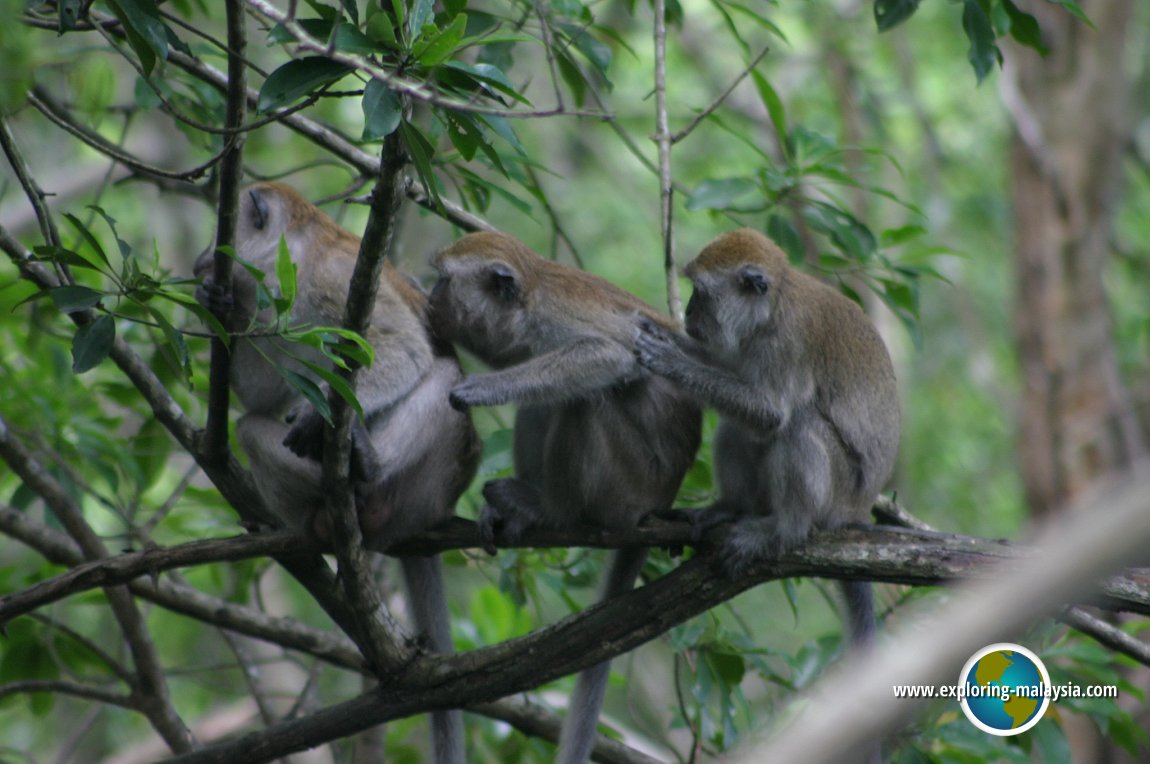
433,231,678,335
685,228,792,283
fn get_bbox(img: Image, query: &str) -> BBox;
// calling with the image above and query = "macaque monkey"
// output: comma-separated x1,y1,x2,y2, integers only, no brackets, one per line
195,183,479,764
428,232,702,764
635,228,900,645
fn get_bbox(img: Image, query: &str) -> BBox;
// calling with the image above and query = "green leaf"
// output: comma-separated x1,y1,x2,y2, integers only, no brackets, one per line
362,79,402,140
409,0,435,40
274,236,298,314
443,61,529,104
72,315,116,373
750,71,788,159
880,225,927,247
962,0,1000,83
1046,0,1094,29
257,57,353,112
106,0,170,76
873,0,921,32
803,201,877,261
400,120,441,207
267,18,334,45
280,369,332,423
50,285,103,314
1001,0,1048,54
299,360,364,419
686,177,760,211
414,13,468,66
148,305,191,378
61,213,112,270
560,23,612,74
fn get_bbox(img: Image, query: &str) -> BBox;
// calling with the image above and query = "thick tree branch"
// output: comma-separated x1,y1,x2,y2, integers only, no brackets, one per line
7,519,1150,629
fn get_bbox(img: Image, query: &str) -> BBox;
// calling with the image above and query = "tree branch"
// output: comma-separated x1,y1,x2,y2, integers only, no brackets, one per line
0,415,195,752
652,0,682,323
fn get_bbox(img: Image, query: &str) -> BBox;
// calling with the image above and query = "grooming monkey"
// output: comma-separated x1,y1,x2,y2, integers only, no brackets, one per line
195,183,479,764
428,232,702,764
635,228,900,645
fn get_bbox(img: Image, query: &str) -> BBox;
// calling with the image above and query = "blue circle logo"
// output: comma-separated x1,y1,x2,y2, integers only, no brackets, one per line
959,643,1051,735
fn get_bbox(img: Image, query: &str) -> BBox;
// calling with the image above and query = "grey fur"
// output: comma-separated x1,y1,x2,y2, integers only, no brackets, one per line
635,229,900,647
430,232,702,764
196,183,478,764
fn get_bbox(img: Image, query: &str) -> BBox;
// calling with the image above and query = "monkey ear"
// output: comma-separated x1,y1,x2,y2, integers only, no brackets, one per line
249,189,270,230
738,266,769,295
487,263,521,303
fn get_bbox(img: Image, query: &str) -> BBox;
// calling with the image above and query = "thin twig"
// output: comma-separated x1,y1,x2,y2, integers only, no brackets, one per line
652,0,682,321
670,47,770,145
0,116,71,283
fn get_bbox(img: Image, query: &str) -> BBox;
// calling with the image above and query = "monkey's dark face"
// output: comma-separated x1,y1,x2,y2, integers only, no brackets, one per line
429,257,530,368
685,264,774,353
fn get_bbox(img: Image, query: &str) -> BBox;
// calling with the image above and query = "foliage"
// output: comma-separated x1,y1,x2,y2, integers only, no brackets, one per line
1,0,1145,762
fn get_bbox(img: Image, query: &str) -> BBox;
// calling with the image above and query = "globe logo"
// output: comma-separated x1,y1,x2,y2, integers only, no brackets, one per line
959,643,1051,735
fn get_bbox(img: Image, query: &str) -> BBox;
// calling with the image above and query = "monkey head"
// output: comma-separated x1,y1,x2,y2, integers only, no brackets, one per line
683,228,791,353
429,232,538,368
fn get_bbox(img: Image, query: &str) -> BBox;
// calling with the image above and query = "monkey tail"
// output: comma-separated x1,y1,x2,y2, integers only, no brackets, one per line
839,578,876,646
554,546,648,764
401,555,465,764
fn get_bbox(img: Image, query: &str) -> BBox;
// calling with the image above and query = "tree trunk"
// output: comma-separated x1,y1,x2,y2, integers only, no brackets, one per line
1005,0,1146,517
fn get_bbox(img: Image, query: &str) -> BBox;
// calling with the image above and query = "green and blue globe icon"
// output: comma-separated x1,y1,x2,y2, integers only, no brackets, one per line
959,643,1051,735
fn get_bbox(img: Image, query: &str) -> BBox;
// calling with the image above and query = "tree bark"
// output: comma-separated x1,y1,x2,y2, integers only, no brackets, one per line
1006,0,1146,515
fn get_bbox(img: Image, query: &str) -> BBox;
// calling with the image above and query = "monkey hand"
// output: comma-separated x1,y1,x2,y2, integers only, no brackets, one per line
282,404,326,463
195,272,233,319
477,478,542,555
634,317,687,378
448,376,487,411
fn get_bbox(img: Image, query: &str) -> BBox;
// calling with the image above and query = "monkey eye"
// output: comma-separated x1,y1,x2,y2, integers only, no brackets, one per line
737,266,769,295
487,263,520,303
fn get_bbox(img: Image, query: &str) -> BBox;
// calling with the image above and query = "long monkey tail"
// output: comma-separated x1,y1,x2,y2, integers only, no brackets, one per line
839,579,876,646
554,546,649,764
402,555,465,764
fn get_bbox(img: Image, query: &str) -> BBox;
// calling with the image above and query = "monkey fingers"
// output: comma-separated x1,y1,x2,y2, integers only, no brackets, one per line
477,478,543,554
282,407,327,462
194,273,233,318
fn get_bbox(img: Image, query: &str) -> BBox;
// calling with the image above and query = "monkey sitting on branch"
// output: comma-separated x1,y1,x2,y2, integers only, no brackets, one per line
195,182,479,764
428,231,702,764
635,228,901,646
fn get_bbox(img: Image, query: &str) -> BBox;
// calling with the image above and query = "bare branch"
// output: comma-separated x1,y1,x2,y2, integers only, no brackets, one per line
0,115,69,282
670,47,770,145
204,0,249,463
0,680,133,709
652,0,681,322
1061,607,1150,667
320,128,413,674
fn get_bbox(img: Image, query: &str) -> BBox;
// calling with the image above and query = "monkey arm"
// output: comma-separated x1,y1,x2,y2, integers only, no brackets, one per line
448,336,637,409
635,320,785,431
